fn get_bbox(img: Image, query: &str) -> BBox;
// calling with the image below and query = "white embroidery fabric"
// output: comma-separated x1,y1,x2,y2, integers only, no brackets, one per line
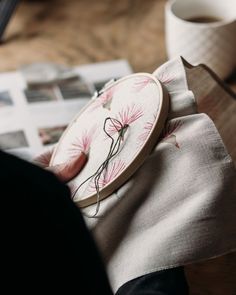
82,57,236,292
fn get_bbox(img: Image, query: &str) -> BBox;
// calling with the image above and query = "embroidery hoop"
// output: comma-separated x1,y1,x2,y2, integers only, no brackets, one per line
50,73,169,208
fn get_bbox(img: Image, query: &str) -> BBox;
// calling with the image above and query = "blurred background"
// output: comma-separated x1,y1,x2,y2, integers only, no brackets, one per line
0,0,166,72
0,1,235,294
0,0,235,85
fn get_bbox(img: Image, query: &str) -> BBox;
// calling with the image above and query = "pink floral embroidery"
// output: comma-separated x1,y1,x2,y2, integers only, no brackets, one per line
161,120,183,148
137,115,156,146
90,86,115,111
68,125,97,156
156,71,174,85
133,77,155,92
106,103,144,137
88,159,126,192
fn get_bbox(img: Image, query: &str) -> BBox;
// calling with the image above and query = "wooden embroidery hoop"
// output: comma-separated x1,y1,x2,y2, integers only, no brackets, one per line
50,73,169,208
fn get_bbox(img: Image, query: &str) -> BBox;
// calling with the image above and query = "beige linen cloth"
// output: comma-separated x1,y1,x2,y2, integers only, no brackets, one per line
82,57,236,292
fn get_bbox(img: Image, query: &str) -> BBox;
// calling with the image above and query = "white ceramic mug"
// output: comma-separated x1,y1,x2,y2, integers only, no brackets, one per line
165,0,236,79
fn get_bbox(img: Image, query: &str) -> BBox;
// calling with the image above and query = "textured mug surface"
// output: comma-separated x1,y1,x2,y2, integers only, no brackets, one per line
165,0,236,79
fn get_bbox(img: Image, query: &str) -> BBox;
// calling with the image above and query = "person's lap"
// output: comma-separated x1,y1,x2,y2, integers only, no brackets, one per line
116,267,189,295
2,150,189,294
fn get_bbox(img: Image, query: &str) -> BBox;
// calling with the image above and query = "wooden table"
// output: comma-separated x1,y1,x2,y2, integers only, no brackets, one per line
0,1,235,294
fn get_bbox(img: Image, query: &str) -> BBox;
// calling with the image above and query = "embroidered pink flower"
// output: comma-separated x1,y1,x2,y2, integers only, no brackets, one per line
68,125,97,156
137,115,156,146
90,86,115,111
88,159,126,192
133,77,155,92
106,103,144,137
161,120,183,148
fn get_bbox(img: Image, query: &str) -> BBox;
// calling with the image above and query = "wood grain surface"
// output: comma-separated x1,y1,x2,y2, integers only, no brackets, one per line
0,0,235,294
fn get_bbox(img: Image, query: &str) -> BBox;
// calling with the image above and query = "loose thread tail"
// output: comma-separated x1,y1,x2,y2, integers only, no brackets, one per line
72,117,128,218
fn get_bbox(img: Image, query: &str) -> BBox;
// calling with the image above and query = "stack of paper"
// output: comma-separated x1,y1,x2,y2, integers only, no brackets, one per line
0,59,132,160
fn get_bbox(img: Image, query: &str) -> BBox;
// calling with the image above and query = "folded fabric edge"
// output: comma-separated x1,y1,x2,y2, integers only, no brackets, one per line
180,56,236,100
114,247,236,293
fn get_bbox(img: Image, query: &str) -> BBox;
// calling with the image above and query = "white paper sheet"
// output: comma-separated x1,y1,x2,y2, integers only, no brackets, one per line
0,60,133,160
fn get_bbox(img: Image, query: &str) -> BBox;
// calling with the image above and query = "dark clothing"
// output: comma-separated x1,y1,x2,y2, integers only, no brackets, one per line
1,150,113,294
1,150,189,294
116,267,189,295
